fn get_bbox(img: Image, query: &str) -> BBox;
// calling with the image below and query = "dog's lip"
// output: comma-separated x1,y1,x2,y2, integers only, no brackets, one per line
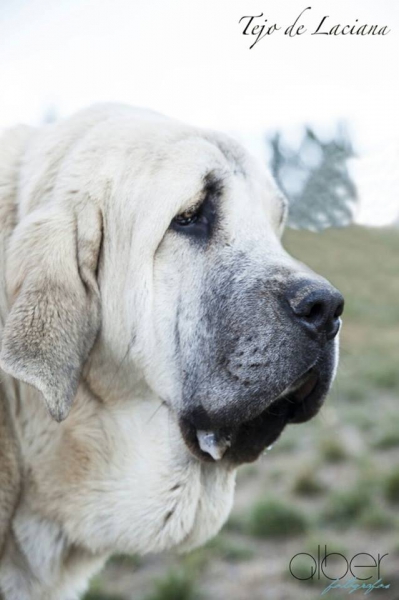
284,368,319,406
179,368,321,463
285,368,323,423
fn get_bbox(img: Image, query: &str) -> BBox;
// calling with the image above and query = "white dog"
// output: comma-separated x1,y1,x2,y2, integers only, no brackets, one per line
0,104,343,600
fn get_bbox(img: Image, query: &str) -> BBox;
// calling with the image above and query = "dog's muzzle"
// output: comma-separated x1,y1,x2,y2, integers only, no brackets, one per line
179,278,343,465
179,365,329,464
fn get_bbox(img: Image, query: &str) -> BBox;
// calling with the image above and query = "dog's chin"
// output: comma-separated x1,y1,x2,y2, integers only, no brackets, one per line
179,367,333,465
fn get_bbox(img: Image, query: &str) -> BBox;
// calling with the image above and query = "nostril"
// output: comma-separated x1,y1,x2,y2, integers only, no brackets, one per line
325,298,344,340
286,281,344,340
292,297,329,327
334,299,344,319
304,301,324,322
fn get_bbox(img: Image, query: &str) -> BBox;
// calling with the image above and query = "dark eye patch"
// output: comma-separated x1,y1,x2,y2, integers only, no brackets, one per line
170,174,222,242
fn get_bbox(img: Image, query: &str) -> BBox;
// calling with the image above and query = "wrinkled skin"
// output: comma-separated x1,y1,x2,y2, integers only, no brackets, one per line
151,175,341,464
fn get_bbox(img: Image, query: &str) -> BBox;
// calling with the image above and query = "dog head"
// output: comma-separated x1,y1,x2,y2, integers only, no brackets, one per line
0,104,343,467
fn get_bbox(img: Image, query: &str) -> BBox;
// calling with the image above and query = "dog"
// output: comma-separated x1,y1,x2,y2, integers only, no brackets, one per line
0,104,343,600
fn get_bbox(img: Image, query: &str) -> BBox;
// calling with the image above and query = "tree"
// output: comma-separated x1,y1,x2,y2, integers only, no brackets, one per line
269,124,357,231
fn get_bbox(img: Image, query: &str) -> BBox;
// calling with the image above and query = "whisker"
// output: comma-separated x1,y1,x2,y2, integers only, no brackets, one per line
146,400,166,425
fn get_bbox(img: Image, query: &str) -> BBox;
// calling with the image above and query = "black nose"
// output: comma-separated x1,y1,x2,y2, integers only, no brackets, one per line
286,280,344,341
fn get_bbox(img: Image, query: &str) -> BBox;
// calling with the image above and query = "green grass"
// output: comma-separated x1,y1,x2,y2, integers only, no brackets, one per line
304,538,348,558
319,436,348,463
180,535,251,574
144,570,199,600
84,594,123,600
107,553,142,568
246,499,309,538
224,512,246,533
203,536,255,562
91,225,399,600
271,434,299,454
322,487,371,528
236,464,258,481
366,362,399,390
384,469,399,505
373,428,399,450
284,226,399,326
285,555,320,586
292,466,325,496
359,506,395,531
84,577,124,600
356,462,382,492
284,226,399,400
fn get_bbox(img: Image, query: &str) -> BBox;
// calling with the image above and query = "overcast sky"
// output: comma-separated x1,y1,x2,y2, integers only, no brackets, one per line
0,0,398,224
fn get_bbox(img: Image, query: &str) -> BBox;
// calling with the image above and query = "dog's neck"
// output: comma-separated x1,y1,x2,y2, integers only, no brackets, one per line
0,377,236,600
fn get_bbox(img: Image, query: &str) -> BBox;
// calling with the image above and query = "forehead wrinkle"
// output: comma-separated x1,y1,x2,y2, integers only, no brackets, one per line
199,130,249,178
182,171,225,213
213,140,247,177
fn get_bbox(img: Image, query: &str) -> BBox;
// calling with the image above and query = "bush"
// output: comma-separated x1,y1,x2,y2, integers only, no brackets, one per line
373,430,399,450
145,570,199,600
322,488,370,528
292,467,325,496
204,536,254,562
108,553,141,567
84,592,123,600
84,577,124,600
384,469,399,505
320,437,348,463
247,499,308,538
360,507,394,531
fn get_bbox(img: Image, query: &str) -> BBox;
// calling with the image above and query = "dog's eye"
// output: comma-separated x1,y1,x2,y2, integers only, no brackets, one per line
172,207,201,227
170,194,216,240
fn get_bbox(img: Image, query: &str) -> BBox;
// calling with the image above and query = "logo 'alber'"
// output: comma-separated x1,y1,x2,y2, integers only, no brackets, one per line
289,546,389,581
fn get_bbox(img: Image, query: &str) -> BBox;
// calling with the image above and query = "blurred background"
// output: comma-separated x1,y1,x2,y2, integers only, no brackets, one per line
1,1,398,599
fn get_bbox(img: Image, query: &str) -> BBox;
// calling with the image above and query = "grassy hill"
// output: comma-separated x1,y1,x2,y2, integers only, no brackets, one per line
284,226,399,400
87,226,399,600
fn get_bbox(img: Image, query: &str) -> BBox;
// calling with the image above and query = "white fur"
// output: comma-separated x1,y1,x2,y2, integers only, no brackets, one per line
0,104,335,599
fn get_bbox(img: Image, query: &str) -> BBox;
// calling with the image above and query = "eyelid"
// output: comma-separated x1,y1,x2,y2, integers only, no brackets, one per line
177,199,203,217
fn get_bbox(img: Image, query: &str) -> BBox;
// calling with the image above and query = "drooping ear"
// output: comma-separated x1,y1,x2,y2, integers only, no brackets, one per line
0,204,102,421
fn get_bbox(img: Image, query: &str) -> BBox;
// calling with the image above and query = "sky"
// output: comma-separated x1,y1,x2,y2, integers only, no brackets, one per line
0,0,398,225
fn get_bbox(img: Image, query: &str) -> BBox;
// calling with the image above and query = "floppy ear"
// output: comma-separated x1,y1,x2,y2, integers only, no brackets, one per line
0,204,102,421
